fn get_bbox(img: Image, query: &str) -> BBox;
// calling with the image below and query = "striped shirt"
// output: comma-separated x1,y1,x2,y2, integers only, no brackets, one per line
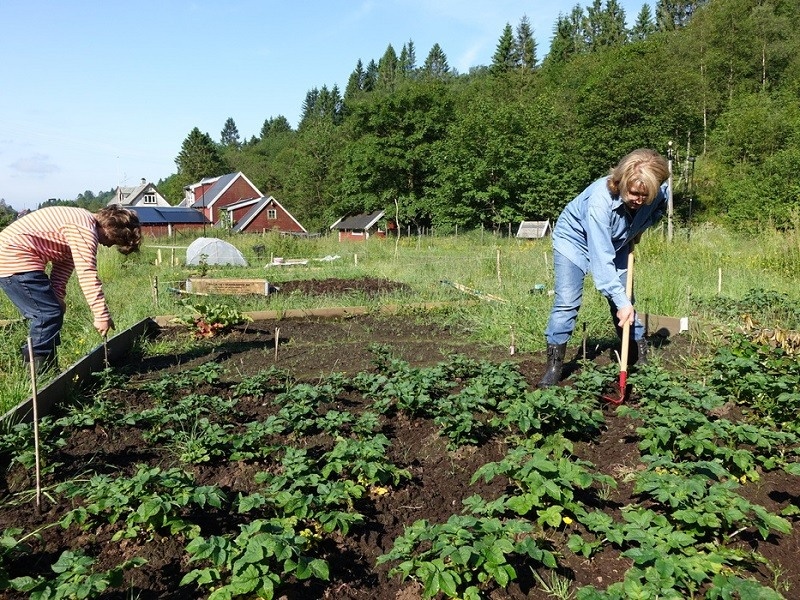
0,206,110,324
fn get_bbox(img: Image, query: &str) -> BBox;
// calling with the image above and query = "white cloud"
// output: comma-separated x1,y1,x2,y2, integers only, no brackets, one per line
10,154,59,176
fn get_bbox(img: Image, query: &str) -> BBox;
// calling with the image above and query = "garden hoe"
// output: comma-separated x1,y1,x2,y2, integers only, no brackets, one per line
602,250,635,405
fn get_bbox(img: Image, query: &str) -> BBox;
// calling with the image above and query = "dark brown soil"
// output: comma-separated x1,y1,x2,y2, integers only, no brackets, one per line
0,278,798,600
276,277,412,298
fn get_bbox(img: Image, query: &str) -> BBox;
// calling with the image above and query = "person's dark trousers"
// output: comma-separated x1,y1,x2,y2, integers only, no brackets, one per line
0,271,62,366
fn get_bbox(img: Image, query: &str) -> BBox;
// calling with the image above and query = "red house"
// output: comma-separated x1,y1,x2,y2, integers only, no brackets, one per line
226,196,307,235
181,172,262,224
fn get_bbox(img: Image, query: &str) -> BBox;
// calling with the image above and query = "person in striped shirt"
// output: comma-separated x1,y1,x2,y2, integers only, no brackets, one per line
0,205,141,374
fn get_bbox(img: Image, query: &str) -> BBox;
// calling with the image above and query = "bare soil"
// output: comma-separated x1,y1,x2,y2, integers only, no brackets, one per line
0,278,798,600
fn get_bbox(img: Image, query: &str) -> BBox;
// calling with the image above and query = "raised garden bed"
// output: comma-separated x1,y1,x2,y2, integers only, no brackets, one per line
1,309,798,599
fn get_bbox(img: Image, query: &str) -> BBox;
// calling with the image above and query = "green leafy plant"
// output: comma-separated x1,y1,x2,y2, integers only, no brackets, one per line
174,300,253,338
240,446,366,536
9,549,145,600
469,440,615,527
182,518,329,599
58,464,226,541
378,514,556,599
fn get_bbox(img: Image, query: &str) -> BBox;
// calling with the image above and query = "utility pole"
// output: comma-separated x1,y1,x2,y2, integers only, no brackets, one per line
667,141,674,242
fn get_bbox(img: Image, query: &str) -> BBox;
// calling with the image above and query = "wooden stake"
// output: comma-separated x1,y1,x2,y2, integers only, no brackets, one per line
496,248,502,285
27,338,42,508
274,327,280,361
509,326,516,356
582,322,587,361
717,268,722,294
152,276,159,307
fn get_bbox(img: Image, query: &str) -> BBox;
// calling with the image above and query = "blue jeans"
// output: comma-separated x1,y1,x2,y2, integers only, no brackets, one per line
544,250,644,345
0,271,63,359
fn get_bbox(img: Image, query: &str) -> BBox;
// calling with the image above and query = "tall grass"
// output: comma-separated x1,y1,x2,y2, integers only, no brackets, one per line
1,224,797,413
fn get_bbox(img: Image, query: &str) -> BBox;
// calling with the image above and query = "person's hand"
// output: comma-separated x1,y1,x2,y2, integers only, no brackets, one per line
57,297,67,314
616,305,635,329
631,232,643,245
94,318,115,337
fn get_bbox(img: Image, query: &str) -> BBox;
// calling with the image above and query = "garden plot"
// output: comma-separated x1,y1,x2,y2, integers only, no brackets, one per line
0,313,799,600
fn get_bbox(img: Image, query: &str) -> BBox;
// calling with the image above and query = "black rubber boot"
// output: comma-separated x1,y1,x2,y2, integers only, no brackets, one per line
635,338,648,365
537,343,567,388
29,353,58,377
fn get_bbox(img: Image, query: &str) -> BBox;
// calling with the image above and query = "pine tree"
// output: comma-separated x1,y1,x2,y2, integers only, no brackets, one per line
363,59,378,92
422,44,450,78
515,15,537,70
220,117,240,147
604,0,629,46
175,127,227,182
657,0,705,31
631,4,657,40
345,59,366,99
546,15,576,66
377,45,399,90
260,116,293,139
399,40,417,78
491,23,516,73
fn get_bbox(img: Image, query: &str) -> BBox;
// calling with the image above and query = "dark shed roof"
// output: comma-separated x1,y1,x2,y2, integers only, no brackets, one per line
330,210,385,231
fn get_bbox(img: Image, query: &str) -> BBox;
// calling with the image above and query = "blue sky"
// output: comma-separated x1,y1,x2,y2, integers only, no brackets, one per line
0,0,648,211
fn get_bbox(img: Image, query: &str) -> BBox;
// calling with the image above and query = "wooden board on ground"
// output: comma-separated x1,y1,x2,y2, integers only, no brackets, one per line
186,278,272,296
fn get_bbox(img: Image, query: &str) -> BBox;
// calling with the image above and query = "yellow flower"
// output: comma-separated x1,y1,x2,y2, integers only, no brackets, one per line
563,516,573,525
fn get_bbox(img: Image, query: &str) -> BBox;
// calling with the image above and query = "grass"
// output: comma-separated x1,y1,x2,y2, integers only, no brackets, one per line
1,223,798,414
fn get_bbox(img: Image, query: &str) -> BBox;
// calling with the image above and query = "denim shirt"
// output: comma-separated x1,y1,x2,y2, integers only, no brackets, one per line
552,176,667,309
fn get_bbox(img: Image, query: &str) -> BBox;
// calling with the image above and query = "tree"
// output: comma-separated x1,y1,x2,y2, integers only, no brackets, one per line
398,40,417,77
363,59,378,92
491,24,516,74
344,59,366,100
515,15,538,70
340,80,454,227
220,117,240,148
175,127,227,184
631,4,657,40
260,115,293,139
547,15,577,66
377,45,399,90
584,0,628,50
603,0,629,46
656,0,706,31
299,85,343,129
422,44,450,79
0,199,17,230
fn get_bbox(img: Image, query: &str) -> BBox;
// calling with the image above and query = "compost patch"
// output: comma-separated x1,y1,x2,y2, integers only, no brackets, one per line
1,308,798,599
275,277,412,297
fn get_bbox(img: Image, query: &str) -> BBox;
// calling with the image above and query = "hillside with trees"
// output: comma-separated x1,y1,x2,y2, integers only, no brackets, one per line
69,0,800,234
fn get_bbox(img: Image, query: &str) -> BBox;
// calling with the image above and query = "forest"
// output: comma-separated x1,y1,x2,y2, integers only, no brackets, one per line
44,0,800,234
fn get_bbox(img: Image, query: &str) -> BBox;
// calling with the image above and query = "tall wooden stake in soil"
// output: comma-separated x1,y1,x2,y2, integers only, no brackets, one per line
27,338,42,509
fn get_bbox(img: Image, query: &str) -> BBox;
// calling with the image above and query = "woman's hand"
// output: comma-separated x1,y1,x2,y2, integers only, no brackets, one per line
94,318,115,337
616,305,635,328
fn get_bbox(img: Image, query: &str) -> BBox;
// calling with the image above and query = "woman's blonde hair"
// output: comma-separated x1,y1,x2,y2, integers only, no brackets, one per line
607,148,669,204
95,205,142,255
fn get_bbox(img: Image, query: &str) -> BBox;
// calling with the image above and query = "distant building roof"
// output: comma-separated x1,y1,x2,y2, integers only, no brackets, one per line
192,173,239,207
127,206,209,224
229,196,308,233
516,220,551,239
330,210,386,231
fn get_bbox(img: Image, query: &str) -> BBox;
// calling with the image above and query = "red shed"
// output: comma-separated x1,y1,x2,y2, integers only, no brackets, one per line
330,210,387,242
227,196,307,234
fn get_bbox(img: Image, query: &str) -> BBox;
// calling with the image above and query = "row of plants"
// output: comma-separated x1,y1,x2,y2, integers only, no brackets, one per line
0,330,799,598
